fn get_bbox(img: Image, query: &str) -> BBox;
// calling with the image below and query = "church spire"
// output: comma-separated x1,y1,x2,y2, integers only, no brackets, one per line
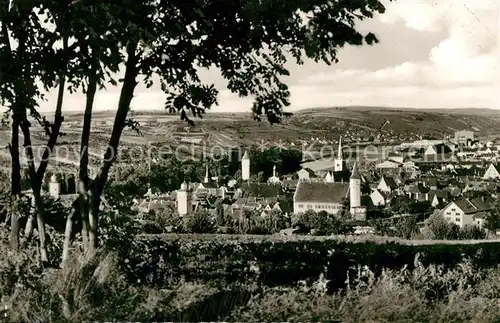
337,136,343,159
350,159,360,180
204,164,209,183
334,136,344,172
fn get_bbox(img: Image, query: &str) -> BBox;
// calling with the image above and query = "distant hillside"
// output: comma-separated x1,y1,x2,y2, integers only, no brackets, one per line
291,106,500,137
38,106,500,151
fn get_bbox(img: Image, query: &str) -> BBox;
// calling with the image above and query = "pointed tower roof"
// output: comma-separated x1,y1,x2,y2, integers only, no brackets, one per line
204,164,209,183
144,187,153,198
242,151,249,160
180,181,188,191
337,136,343,159
350,160,361,180
50,173,59,182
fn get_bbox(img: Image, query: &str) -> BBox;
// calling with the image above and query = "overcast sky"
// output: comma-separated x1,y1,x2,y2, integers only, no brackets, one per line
31,0,500,113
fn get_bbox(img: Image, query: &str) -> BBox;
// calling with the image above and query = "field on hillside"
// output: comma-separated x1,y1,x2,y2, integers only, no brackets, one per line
9,106,499,171
40,107,500,146
83,107,500,138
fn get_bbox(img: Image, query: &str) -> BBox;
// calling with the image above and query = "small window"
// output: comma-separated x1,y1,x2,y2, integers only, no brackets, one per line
455,217,460,222
451,208,456,211
446,212,451,215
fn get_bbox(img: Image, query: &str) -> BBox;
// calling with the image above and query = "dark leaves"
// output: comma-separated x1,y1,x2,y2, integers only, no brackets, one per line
124,119,142,136
365,32,378,45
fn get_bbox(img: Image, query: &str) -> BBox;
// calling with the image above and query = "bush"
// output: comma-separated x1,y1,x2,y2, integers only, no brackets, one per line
394,216,419,239
459,225,487,240
182,211,217,234
292,210,353,235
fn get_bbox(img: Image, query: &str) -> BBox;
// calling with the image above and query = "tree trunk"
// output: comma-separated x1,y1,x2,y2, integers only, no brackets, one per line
80,191,90,250
61,203,78,268
76,56,98,252
87,42,138,251
9,119,21,251
24,196,35,238
31,186,48,262
3,0,21,252
19,116,50,262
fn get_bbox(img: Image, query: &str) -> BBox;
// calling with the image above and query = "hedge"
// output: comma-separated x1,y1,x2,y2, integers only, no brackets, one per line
122,234,500,292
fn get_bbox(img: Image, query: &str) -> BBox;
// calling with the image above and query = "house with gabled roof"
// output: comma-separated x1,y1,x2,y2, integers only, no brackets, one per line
406,183,430,201
483,163,500,180
260,199,292,217
424,143,453,156
297,168,315,180
428,190,450,207
387,153,404,164
375,160,401,170
440,197,493,228
378,176,398,193
370,189,389,206
463,180,497,193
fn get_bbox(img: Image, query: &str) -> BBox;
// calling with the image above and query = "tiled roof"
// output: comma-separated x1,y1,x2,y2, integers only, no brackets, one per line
446,186,462,197
408,183,429,194
371,189,388,199
454,197,493,214
241,183,283,197
473,212,487,220
416,154,457,163
298,168,316,176
294,181,349,203
301,159,337,172
490,163,500,172
199,181,219,189
382,176,397,188
428,189,449,199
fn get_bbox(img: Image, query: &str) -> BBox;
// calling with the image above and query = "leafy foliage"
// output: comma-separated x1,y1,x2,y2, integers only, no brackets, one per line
291,210,354,235
182,210,217,234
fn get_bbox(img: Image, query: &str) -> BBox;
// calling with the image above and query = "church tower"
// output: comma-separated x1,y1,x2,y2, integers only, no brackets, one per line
241,151,250,181
349,160,361,213
177,181,193,216
49,173,61,198
334,136,343,172
349,160,366,220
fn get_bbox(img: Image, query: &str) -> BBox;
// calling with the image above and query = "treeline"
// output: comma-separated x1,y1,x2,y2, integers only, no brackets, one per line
110,148,302,197
141,207,353,236
246,147,302,179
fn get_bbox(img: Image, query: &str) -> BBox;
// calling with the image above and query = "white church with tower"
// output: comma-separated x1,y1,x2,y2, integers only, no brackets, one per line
293,158,366,221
